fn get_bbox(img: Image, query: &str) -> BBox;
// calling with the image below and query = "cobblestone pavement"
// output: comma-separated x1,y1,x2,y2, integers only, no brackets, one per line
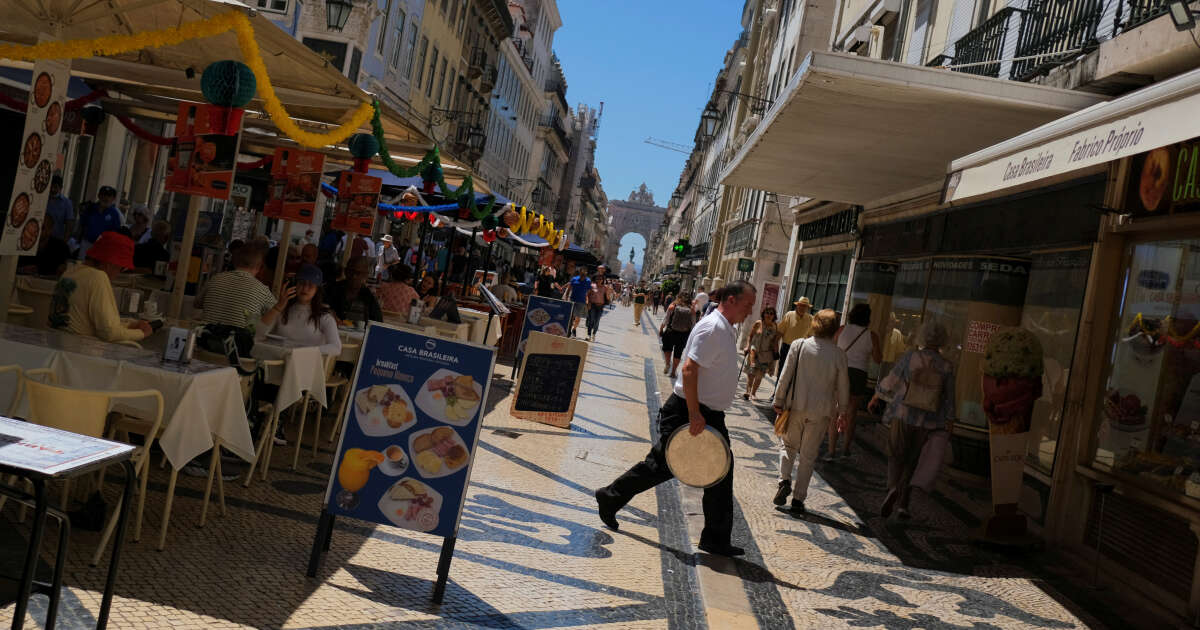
0,303,1117,629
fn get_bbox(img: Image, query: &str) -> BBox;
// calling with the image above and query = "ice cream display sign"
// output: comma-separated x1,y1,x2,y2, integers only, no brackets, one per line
982,326,1044,535
318,324,495,537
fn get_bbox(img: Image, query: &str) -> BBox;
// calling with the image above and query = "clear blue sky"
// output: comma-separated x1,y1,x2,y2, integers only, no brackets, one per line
553,0,744,266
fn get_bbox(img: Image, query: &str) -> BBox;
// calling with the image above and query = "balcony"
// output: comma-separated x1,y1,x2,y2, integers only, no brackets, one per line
724,221,758,255
1012,0,1106,81
468,47,486,78
937,0,1106,82
481,65,497,90
1122,0,1169,31
539,114,570,149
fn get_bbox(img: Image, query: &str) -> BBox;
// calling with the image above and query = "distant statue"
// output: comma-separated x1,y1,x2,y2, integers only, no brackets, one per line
628,183,655,206
629,246,635,264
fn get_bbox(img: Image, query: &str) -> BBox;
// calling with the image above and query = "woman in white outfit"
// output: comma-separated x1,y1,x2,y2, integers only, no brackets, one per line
827,303,882,461
771,309,849,514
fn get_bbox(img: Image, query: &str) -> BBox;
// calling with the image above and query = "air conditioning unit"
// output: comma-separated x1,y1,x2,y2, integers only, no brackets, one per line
867,26,885,59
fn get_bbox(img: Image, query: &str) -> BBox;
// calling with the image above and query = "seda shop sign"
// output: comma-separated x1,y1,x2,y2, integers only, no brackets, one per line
1126,137,1200,216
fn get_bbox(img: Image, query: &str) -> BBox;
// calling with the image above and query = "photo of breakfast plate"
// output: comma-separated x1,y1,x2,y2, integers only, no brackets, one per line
354,383,416,437
408,426,470,478
542,322,566,337
527,308,551,327
9,193,29,228
378,443,410,476
44,102,61,136
19,218,38,252
33,72,51,108
377,477,441,532
416,369,482,426
32,160,51,194
22,132,41,169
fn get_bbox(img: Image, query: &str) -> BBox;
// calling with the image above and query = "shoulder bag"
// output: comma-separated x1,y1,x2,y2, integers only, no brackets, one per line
774,339,806,436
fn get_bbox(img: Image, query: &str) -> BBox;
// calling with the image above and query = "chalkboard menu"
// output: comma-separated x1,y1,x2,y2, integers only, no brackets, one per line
510,331,588,428
514,354,581,413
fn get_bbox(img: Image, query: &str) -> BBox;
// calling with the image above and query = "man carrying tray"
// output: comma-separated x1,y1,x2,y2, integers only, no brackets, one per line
594,280,757,557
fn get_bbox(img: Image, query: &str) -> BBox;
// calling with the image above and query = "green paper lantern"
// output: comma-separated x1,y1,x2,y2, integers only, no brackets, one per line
422,161,443,185
348,133,379,159
200,60,256,108
481,213,498,229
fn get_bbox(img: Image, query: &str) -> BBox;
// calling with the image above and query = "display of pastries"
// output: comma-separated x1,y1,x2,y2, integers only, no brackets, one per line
22,132,41,169
19,218,38,251
32,72,51,108
9,193,29,228
32,160,51,194
43,101,61,136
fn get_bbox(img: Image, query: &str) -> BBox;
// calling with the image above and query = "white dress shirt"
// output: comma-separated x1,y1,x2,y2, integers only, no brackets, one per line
673,309,739,411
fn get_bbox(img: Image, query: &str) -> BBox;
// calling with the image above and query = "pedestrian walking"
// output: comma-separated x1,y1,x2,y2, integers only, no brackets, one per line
652,290,662,314
868,320,955,520
585,277,606,341
826,303,882,461
771,308,848,514
565,269,592,338
595,281,757,556
658,294,695,377
741,307,781,401
775,297,813,380
632,285,647,326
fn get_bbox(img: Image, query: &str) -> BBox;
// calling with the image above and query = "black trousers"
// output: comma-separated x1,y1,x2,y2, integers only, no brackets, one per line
586,304,604,336
599,393,734,546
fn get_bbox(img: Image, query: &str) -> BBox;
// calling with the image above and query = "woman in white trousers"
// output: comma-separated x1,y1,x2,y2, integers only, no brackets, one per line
771,308,849,514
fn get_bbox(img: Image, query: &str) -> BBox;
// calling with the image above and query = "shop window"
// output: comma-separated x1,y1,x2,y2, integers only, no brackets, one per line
792,250,852,313
1023,249,1090,474
1094,239,1200,500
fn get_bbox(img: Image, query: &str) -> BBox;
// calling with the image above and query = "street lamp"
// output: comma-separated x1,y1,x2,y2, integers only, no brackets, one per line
326,0,354,31
670,190,682,207
466,126,486,151
1168,0,1196,31
700,101,721,141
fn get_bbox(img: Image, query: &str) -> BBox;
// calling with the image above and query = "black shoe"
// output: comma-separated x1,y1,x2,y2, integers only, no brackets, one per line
698,541,745,557
595,489,620,531
772,480,791,506
788,499,806,515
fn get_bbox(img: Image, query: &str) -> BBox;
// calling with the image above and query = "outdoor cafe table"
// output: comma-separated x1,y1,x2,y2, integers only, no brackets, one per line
0,416,136,630
0,324,253,470
252,338,328,412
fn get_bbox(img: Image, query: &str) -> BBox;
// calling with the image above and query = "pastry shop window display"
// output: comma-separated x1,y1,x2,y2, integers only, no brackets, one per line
1093,238,1200,500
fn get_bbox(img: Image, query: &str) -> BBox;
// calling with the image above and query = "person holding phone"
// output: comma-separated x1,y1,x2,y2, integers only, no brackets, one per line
256,264,341,356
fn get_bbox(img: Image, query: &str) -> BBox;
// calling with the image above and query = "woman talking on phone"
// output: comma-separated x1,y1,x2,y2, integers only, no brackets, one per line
256,264,341,356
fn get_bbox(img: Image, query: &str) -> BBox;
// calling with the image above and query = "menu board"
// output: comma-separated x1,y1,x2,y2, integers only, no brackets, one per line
513,295,574,373
264,147,325,223
164,102,243,200
323,323,495,538
0,58,69,255
511,331,587,428
0,415,133,476
331,171,381,235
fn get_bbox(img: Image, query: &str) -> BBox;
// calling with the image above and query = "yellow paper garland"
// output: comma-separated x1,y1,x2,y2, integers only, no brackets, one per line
0,10,371,149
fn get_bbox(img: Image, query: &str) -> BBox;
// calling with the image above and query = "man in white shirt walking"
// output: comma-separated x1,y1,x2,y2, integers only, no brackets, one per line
595,280,757,557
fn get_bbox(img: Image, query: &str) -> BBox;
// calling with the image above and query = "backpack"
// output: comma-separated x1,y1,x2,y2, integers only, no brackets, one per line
668,305,694,333
903,351,944,413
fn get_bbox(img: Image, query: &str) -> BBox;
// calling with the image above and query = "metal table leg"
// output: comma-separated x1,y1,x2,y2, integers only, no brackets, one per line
12,478,47,630
44,509,71,630
97,461,135,630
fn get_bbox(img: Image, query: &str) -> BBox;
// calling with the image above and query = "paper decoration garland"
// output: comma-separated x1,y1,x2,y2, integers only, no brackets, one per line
0,10,372,148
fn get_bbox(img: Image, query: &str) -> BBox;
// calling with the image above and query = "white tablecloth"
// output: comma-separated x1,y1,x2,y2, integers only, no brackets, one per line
252,341,328,411
0,324,252,470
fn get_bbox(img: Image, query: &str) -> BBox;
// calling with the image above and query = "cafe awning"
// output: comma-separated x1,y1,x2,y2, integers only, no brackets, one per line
946,65,1200,203
719,51,1107,205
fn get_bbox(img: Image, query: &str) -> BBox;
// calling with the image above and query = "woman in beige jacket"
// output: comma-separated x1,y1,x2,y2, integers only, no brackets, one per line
771,309,849,514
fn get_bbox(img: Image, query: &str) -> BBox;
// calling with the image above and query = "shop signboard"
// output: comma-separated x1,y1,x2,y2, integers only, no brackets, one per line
511,331,588,428
761,282,780,313
513,295,573,377
308,323,496,603
0,58,69,256
737,258,754,272
164,102,242,200
264,148,325,224
331,171,381,235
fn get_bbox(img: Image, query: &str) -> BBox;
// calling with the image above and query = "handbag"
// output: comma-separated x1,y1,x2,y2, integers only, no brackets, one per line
773,339,805,436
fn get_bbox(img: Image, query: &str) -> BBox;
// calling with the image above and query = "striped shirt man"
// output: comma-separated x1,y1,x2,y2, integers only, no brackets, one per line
195,269,276,329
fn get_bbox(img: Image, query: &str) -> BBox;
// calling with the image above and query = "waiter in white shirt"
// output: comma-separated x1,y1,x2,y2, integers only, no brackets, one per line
595,280,757,557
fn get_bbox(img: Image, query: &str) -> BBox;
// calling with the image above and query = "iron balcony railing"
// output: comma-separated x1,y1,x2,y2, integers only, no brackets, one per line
724,221,757,255
1012,0,1105,81
954,7,1024,78
1119,0,1169,31
539,115,570,149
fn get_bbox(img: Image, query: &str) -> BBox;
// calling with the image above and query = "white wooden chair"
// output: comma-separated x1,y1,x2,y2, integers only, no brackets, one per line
292,344,358,469
241,357,287,487
20,375,164,564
